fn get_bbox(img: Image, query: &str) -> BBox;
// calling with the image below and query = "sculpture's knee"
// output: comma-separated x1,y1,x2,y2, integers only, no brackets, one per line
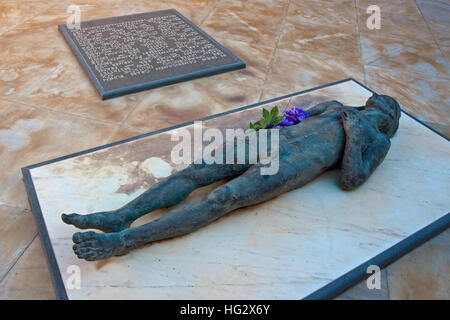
207,184,233,205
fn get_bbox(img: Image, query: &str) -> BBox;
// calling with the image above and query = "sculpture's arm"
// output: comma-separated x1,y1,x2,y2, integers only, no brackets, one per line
340,109,391,190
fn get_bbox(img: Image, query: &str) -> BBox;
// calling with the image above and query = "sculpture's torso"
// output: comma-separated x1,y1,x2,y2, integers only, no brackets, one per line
279,108,348,172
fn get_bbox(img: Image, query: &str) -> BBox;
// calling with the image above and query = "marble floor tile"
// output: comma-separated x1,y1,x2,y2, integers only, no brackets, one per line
365,66,450,137
2,0,215,45
288,0,357,33
18,51,141,124
0,236,57,300
0,103,118,208
0,100,13,114
360,33,450,78
0,0,57,35
442,46,450,62
118,0,217,26
124,78,262,132
205,37,276,89
0,3,126,46
387,229,450,299
201,0,287,46
357,9,434,44
0,38,66,99
417,0,450,46
109,126,147,144
278,21,360,60
259,89,291,102
356,0,420,16
416,0,450,25
162,0,218,6
0,204,37,281
265,48,364,94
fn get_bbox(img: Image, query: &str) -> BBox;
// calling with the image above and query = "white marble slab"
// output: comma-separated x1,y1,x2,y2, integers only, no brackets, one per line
27,80,450,299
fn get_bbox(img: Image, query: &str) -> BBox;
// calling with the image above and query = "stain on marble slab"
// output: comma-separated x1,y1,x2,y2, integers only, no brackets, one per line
0,103,118,208
201,0,287,46
365,66,450,137
387,228,450,299
0,236,57,300
357,9,435,44
0,204,37,281
417,0,450,46
360,33,450,78
335,268,389,300
356,0,421,16
288,0,357,33
278,21,360,60
124,78,262,132
265,49,364,94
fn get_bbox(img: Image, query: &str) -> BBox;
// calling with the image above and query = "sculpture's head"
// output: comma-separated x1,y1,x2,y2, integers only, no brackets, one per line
365,93,401,138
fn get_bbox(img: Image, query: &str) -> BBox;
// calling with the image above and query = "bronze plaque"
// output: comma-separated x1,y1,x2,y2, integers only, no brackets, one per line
59,9,245,99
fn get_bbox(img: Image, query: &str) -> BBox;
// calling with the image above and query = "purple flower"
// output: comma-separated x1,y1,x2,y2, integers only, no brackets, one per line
278,106,309,127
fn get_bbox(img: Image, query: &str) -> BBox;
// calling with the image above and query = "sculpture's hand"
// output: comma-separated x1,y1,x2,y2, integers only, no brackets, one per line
72,231,130,261
340,109,362,138
340,109,390,190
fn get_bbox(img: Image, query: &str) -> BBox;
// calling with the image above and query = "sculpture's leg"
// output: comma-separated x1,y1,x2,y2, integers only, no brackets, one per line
340,109,391,190
62,162,250,233
71,158,306,261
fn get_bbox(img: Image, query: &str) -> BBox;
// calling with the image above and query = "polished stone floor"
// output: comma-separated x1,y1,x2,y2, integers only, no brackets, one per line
0,0,448,299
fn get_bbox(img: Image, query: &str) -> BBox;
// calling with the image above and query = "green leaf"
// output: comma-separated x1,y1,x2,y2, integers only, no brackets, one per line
249,122,255,130
272,115,284,125
260,118,268,129
270,106,279,120
262,108,270,122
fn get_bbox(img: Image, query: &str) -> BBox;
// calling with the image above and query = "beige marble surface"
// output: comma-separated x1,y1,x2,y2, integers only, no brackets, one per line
1,0,449,299
25,80,450,299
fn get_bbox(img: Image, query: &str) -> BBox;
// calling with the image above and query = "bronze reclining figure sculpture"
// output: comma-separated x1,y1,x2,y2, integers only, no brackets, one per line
62,93,401,261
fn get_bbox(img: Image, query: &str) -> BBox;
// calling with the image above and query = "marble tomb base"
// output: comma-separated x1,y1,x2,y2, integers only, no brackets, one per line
22,79,450,299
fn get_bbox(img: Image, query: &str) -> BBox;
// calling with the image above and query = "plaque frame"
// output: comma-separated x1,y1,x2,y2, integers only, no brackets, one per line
59,9,246,100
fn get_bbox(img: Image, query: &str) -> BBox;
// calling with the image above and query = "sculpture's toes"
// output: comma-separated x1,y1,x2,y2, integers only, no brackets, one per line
72,231,97,244
73,241,104,261
72,238,107,261
73,243,94,261
72,231,123,261
62,212,128,233
62,213,89,229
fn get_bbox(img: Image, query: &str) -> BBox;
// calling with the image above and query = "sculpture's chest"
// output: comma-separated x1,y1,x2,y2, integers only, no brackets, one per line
281,114,346,157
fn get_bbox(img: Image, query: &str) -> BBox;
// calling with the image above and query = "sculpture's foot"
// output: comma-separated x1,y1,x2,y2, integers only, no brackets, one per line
72,231,130,261
62,211,132,233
